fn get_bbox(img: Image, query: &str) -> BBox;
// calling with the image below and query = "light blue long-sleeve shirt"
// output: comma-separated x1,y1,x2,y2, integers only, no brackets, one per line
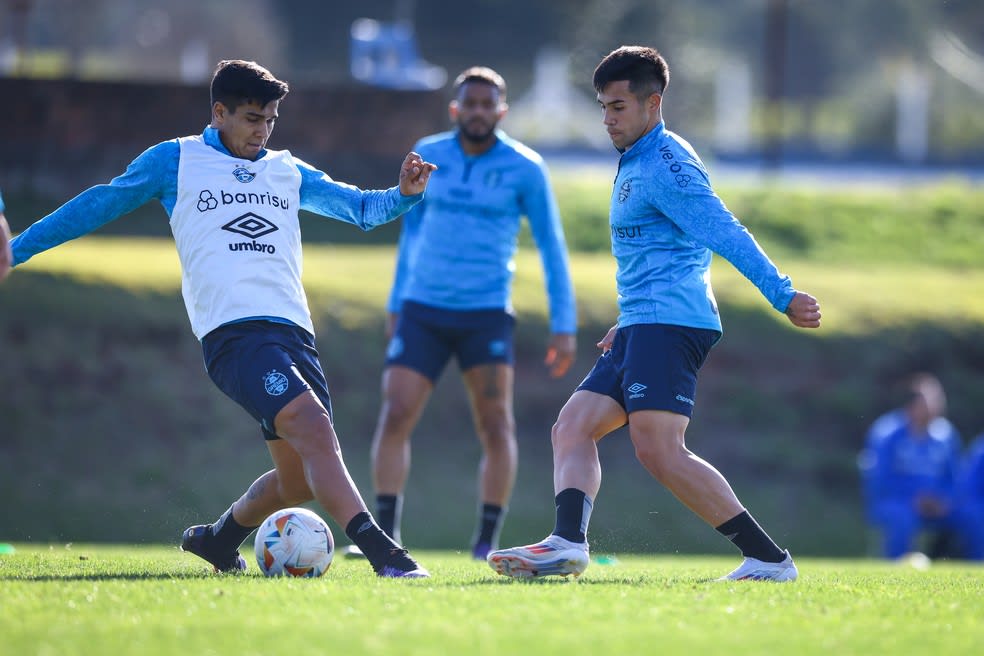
11,127,421,267
387,130,577,335
610,122,796,331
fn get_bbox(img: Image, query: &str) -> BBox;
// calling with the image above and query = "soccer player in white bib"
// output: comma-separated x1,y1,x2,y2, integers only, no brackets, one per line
487,46,821,582
9,60,437,578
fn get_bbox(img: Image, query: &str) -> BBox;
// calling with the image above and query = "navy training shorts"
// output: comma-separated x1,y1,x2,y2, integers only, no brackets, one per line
575,323,721,417
385,300,516,383
201,320,333,441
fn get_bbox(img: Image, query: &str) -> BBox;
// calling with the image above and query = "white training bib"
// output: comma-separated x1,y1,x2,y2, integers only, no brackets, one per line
172,136,310,338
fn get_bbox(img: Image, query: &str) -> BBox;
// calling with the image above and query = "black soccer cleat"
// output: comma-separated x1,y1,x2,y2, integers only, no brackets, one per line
181,524,247,573
374,547,430,579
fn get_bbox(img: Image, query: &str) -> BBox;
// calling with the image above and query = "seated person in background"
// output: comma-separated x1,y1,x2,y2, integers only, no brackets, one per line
955,434,984,560
858,373,962,559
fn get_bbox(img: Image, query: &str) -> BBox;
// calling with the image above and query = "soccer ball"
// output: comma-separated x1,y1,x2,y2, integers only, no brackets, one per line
254,507,334,577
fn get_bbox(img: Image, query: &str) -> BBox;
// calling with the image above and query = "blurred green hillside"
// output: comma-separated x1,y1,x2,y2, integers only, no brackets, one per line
2,180,983,557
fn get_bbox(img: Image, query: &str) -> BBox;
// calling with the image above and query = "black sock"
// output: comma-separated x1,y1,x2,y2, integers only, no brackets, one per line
375,494,402,543
716,511,786,563
210,505,256,554
345,511,401,569
474,503,505,549
552,488,593,543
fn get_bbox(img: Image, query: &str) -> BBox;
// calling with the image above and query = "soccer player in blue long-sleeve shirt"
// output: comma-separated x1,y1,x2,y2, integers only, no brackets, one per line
361,67,577,560
488,46,821,581
9,59,436,578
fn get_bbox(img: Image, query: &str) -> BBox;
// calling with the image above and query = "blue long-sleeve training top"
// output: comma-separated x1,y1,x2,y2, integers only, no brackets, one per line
387,129,577,335
609,121,796,331
11,127,420,268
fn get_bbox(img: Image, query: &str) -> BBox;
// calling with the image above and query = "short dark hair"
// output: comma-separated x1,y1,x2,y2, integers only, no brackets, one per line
210,60,289,113
592,46,669,99
453,66,507,102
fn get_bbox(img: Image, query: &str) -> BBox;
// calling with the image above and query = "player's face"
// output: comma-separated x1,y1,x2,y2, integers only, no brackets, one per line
597,80,661,151
451,82,506,144
213,99,279,160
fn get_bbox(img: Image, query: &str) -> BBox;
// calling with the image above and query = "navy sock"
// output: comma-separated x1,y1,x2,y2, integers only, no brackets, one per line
474,503,505,549
716,511,786,563
375,494,402,543
210,506,256,553
345,511,401,569
552,488,593,543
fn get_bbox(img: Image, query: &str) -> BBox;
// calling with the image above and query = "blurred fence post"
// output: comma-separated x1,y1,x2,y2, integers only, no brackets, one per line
896,62,930,163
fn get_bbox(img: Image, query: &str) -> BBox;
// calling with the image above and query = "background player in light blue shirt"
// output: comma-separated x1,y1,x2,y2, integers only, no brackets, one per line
489,46,821,581
363,67,577,560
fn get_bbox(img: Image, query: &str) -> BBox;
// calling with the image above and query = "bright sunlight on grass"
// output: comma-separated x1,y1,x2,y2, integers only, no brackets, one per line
1,544,981,656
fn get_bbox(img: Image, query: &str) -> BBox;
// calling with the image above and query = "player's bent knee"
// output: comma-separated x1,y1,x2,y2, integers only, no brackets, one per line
551,418,584,452
275,394,333,439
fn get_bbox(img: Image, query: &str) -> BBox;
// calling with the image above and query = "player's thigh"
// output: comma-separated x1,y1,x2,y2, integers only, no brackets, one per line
461,363,513,413
273,390,338,457
554,389,627,445
626,409,690,460
381,364,435,421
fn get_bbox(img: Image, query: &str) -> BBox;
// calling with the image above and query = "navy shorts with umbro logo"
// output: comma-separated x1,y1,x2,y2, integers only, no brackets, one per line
575,323,721,417
202,319,333,440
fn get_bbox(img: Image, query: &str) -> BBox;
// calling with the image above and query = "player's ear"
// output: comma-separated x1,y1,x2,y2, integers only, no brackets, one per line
497,101,509,120
448,100,459,121
647,93,662,113
212,101,227,124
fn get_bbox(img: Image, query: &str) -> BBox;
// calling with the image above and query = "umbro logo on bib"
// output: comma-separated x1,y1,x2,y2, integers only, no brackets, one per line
222,213,278,239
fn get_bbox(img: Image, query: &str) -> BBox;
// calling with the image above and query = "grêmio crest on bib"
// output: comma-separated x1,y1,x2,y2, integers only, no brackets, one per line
232,165,257,183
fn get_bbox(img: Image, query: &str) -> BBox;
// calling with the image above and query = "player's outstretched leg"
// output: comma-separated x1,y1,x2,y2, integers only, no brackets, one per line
180,524,248,573
717,550,798,582
487,535,589,579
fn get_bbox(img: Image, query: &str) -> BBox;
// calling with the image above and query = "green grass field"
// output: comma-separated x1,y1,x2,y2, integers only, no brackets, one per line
1,544,981,656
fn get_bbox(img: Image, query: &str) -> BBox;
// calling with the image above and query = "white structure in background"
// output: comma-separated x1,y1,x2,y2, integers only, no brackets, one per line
504,47,609,150
180,38,210,83
349,18,446,91
895,63,930,163
713,60,753,153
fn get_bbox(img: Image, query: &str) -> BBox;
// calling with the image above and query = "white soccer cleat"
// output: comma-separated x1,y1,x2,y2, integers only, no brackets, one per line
717,550,798,582
343,544,367,559
487,535,590,579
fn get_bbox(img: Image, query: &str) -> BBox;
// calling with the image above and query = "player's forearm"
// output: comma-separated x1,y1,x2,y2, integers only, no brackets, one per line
11,184,152,266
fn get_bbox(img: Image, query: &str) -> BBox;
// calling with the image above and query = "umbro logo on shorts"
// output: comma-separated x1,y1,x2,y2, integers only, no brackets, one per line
627,382,647,399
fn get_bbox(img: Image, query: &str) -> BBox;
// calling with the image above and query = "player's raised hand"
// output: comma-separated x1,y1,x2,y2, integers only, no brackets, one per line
398,151,437,196
785,291,821,328
596,324,618,353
